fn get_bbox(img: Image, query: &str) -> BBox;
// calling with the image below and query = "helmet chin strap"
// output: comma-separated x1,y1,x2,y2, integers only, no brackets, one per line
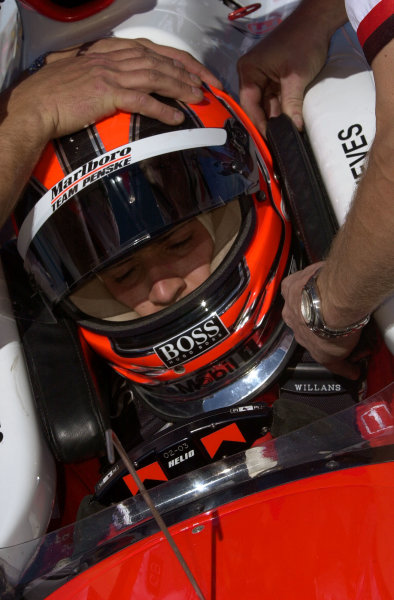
110,430,206,600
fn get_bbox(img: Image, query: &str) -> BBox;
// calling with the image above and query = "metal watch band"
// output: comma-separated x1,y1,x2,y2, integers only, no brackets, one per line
301,271,370,339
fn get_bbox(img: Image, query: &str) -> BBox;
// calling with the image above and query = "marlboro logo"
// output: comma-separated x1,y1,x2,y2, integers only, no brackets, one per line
50,147,132,212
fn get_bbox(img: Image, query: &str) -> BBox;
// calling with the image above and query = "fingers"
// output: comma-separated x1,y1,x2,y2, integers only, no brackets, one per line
281,265,362,381
239,83,268,134
134,38,223,89
42,37,221,134
238,61,269,135
91,46,204,86
79,54,205,122
88,37,223,89
239,69,306,134
97,52,205,104
280,73,307,131
111,88,187,125
238,56,306,136
281,262,324,298
262,79,282,123
7,58,186,140
236,25,326,135
38,51,207,136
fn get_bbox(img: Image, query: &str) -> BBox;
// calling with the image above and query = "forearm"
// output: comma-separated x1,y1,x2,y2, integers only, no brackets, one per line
290,0,348,41
269,0,348,61
0,36,221,229
317,39,394,327
318,134,394,326
280,139,393,380
0,95,49,228
277,6,392,379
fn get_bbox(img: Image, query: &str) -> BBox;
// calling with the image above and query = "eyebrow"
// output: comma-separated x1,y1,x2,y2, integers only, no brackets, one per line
156,223,187,243
105,223,192,272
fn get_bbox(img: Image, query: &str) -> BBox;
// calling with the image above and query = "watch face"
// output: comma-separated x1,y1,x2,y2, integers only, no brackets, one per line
300,289,312,325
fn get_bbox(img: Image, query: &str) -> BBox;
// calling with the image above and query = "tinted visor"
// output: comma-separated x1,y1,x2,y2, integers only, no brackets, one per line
19,127,259,309
70,200,244,320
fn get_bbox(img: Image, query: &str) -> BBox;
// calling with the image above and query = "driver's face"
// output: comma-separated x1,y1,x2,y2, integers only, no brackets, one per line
101,219,214,317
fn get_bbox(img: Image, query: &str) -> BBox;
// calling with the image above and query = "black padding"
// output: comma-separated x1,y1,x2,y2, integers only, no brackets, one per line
23,316,109,463
1,243,109,463
266,114,338,263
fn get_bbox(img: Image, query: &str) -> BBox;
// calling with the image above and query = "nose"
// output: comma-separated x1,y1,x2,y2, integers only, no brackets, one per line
148,274,187,307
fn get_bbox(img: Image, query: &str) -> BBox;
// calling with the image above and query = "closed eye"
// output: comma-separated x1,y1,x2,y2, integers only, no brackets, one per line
113,264,138,284
168,234,193,250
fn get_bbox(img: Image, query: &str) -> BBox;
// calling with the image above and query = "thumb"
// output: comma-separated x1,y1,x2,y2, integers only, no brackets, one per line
239,82,268,135
280,73,307,131
238,61,270,135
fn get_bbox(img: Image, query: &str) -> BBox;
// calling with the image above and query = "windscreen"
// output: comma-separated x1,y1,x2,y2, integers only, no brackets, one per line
1,384,392,596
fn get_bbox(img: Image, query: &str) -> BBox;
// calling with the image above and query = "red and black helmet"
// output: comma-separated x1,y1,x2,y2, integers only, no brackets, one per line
19,0,115,22
16,87,295,419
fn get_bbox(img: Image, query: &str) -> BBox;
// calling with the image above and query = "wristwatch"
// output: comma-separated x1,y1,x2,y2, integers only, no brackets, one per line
300,270,370,339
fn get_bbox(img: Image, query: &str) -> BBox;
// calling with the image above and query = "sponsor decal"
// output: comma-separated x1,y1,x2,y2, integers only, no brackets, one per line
173,360,238,393
167,449,195,469
230,404,265,414
231,13,283,38
147,559,163,593
338,124,369,181
247,16,282,36
291,383,343,394
50,147,132,212
162,441,190,460
97,464,120,489
358,402,394,438
154,313,229,368
167,338,260,394
17,142,132,259
158,440,204,475
18,128,227,259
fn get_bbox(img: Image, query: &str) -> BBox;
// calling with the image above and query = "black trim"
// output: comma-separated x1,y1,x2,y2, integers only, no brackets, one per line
54,124,103,174
1,243,110,463
363,15,394,65
111,260,250,357
131,94,203,140
266,114,338,264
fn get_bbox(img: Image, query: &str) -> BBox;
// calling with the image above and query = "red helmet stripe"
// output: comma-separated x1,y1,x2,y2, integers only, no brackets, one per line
95,112,132,151
33,142,65,190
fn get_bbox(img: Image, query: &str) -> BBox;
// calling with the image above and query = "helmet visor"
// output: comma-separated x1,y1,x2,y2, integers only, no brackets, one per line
18,127,259,314
70,200,243,320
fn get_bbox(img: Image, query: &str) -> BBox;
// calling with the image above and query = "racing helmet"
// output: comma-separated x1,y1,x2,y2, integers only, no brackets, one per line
15,87,295,419
19,0,115,21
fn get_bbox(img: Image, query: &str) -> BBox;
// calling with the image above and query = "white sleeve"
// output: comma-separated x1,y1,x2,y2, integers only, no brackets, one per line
344,0,393,64
345,0,381,32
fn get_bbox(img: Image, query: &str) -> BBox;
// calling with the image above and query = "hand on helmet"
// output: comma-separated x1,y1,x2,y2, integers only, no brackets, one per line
57,36,223,91
8,37,222,141
281,264,363,380
44,36,223,129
